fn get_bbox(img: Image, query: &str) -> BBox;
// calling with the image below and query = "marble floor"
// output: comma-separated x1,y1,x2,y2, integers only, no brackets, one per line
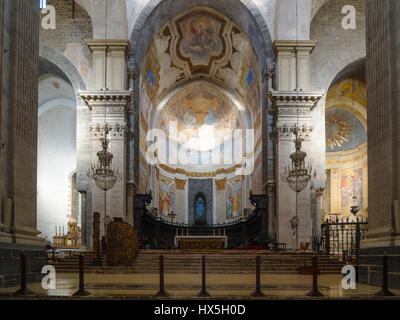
1,273,399,299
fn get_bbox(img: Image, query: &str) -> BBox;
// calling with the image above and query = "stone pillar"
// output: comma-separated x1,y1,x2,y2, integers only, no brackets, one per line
80,91,133,237
271,40,323,251
0,0,44,246
273,41,317,91
311,187,324,239
361,0,400,248
85,40,130,90
80,39,132,238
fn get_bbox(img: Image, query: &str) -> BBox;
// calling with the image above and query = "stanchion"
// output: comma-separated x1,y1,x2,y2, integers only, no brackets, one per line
306,255,324,297
14,254,34,296
251,256,265,297
375,253,395,296
73,254,90,296
197,255,211,297
155,255,169,297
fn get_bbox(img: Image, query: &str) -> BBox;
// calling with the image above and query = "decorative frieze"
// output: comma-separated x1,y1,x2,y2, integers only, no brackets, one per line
89,122,128,138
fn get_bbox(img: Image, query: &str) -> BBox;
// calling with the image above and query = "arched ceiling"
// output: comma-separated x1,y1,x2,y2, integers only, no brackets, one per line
155,82,246,152
130,0,275,76
311,0,330,22
140,7,262,130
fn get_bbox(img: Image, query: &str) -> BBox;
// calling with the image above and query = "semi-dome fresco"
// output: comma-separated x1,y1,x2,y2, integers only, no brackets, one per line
157,86,242,153
326,108,367,152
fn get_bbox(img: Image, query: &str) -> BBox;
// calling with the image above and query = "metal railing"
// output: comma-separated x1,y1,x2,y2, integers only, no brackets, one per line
319,216,368,258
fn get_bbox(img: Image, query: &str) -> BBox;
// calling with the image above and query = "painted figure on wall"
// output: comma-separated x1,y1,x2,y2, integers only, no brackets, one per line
227,180,242,219
159,177,175,216
179,14,223,65
195,195,206,220
340,168,363,215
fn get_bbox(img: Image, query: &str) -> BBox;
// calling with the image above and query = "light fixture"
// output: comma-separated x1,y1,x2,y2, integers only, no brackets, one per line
282,127,313,193
87,123,121,192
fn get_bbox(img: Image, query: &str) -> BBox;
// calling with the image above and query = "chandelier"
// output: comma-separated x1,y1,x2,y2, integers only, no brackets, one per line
282,128,313,193
87,123,121,191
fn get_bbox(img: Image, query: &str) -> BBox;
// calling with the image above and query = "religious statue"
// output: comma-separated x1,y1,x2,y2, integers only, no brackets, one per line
195,196,206,220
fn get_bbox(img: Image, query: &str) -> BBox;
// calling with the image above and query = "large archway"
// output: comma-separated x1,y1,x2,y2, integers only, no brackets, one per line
135,6,269,226
324,59,368,222
37,58,78,242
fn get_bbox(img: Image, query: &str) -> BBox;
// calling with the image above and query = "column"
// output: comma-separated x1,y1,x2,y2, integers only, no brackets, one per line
361,0,400,248
270,40,323,250
80,40,132,238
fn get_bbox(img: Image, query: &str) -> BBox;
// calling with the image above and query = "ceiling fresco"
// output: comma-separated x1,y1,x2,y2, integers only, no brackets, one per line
326,108,367,152
326,77,367,153
156,83,243,153
140,7,262,129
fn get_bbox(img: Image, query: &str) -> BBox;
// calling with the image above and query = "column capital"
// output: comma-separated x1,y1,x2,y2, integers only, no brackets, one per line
79,90,133,110
85,39,131,55
272,40,318,55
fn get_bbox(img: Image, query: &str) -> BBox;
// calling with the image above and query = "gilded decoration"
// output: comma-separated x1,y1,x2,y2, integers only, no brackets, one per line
158,163,242,178
326,77,367,107
215,178,226,191
326,109,354,150
175,178,187,190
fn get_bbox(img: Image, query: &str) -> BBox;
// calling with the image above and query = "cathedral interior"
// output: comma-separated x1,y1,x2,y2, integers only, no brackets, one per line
0,0,400,301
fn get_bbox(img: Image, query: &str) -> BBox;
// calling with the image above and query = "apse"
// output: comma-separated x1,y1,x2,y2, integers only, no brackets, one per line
137,7,263,225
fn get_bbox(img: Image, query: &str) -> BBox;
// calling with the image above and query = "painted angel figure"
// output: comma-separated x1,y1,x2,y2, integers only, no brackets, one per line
190,23,215,50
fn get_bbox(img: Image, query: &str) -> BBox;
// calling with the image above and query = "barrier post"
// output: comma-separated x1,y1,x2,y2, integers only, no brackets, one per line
306,255,324,297
197,255,211,297
251,256,265,297
375,253,395,296
14,254,34,295
155,255,169,297
72,254,90,296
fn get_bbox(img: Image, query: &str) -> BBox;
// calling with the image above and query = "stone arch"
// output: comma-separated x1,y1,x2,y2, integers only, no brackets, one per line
324,60,368,219
329,57,366,89
39,46,87,93
310,0,365,91
129,0,275,75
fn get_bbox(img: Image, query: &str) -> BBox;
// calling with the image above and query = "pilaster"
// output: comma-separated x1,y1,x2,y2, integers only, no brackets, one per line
80,90,133,236
270,91,322,250
273,40,317,91
85,39,130,90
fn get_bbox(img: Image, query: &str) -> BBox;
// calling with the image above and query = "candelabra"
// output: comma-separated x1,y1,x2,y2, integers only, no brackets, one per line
87,123,121,265
282,128,313,193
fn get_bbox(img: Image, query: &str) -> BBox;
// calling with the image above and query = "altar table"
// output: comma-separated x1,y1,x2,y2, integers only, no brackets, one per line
174,236,228,250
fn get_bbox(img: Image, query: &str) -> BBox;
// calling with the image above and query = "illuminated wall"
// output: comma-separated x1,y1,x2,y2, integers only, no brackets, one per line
325,77,368,219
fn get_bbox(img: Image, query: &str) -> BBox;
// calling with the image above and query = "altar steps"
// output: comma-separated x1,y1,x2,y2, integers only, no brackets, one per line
52,251,346,275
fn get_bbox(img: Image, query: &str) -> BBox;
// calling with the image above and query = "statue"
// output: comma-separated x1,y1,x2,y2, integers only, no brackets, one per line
195,196,205,221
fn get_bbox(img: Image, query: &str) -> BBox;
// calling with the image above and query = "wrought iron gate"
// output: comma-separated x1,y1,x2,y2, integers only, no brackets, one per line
319,216,368,258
